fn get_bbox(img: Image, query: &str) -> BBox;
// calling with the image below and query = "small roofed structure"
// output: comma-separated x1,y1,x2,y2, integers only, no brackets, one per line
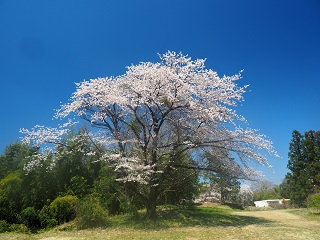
254,199,290,208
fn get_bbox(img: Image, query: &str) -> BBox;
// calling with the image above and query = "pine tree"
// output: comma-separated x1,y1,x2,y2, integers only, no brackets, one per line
286,130,320,206
303,131,320,192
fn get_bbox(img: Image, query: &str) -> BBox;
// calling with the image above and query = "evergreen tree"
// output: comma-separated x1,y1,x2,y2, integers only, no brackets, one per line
303,131,320,192
279,178,290,199
286,130,320,206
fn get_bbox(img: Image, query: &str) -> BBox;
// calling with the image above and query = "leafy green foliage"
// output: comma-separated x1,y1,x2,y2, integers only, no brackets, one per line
70,176,89,198
54,128,102,197
8,224,29,233
0,172,23,223
0,142,37,179
93,165,128,215
0,220,29,234
252,180,282,201
18,207,40,229
285,130,320,206
0,129,201,229
36,195,78,229
38,205,58,229
0,138,105,230
306,194,320,209
0,220,10,233
49,195,78,224
20,155,58,210
76,193,109,229
200,151,242,205
279,178,290,199
158,152,199,205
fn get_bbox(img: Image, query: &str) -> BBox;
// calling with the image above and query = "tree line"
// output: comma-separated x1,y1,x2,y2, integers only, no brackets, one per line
0,127,318,231
0,129,251,232
0,129,199,231
250,130,320,207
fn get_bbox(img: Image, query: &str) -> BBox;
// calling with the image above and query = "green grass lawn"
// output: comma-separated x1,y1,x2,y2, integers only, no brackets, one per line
108,203,271,230
289,208,320,221
1,204,320,240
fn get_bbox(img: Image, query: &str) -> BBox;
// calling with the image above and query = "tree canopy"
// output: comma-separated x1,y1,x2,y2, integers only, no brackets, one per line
20,51,277,218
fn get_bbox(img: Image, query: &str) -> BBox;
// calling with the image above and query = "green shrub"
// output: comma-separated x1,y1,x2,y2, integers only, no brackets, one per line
44,218,59,228
49,195,78,224
70,176,89,198
93,165,126,215
306,193,320,210
76,193,109,229
0,220,10,233
38,195,77,229
38,205,58,229
18,207,40,229
0,220,29,234
9,223,29,233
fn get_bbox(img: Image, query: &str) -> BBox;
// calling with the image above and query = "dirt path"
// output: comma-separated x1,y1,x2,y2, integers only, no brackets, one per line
233,209,320,228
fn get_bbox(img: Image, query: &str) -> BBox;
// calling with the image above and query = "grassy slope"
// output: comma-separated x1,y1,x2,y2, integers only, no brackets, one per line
1,204,320,240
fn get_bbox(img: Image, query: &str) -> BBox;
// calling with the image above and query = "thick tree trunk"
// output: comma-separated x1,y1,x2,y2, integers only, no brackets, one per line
146,133,160,220
146,185,158,219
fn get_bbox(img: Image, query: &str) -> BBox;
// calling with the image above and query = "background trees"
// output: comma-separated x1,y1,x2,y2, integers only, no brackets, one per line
251,180,281,201
0,139,123,230
20,51,277,219
201,151,241,205
0,142,37,180
0,133,200,231
0,143,38,223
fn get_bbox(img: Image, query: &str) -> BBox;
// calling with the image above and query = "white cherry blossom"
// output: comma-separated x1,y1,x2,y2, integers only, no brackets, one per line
21,51,278,183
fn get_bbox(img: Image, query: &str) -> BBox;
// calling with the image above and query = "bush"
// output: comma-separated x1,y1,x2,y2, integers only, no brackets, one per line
8,223,29,233
0,220,29,234
18,207,40,229
93,165,127,215
306,193,320,210
48,195,78,225
0,220,10,233
76,193,109,229
38,205,58,229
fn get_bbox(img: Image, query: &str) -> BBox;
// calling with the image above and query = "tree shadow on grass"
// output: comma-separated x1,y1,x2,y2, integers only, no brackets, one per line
118,205,274,230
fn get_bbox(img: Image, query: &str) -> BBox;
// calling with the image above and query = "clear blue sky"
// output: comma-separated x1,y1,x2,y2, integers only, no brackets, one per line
0,0,319,184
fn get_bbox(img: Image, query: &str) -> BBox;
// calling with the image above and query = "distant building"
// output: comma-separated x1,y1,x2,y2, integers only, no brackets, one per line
254,199,290,208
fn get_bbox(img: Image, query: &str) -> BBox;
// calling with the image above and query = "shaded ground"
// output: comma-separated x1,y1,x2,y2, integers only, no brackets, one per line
123,205,273,229
1,208,320,239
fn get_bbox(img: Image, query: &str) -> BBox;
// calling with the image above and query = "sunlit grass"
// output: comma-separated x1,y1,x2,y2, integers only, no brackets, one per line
1,205,320,240
289,208,320,221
